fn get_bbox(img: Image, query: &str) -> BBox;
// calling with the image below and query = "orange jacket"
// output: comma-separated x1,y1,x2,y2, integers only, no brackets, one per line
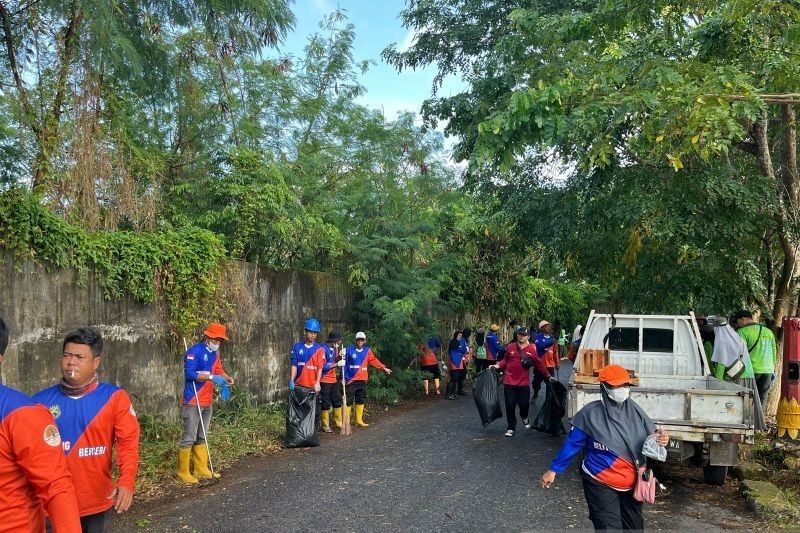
0,385,80,532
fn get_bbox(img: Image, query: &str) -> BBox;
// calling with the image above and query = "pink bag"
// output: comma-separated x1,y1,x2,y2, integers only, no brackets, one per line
633,464,657,504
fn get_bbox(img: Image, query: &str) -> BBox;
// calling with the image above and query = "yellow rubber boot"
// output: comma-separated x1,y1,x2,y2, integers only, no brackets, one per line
321,410,332,433
355,404,369,427
332,407,343,429
191,445,220,479
177,448,198,484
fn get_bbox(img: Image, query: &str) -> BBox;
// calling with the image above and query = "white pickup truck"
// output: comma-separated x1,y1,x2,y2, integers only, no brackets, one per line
569,311,756,484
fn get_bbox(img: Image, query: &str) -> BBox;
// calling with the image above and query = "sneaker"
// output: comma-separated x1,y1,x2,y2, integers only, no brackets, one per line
505,429,514,437
523,418,531,429
447,394,457,400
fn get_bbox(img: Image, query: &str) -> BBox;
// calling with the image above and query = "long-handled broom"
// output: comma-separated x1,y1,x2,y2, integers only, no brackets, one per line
340,359,352,436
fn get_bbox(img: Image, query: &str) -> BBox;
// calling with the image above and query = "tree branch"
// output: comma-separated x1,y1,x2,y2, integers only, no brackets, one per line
0,1,39,135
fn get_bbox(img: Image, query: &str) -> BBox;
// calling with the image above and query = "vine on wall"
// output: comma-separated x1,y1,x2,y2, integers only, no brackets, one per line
0,189,230,338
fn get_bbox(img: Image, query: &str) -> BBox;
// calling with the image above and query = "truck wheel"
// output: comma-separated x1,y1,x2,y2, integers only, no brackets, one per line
703,464,728,485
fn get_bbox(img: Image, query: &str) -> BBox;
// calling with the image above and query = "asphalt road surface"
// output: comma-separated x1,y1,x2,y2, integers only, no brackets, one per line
121,368,760,532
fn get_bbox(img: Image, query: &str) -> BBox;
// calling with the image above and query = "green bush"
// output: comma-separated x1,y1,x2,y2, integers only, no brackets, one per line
367,368,427,404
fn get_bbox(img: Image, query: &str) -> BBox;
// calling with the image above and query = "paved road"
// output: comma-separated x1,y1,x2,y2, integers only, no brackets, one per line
120,370,759,532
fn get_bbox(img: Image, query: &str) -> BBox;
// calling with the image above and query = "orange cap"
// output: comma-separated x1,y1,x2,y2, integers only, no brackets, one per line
598,364,632,386
538,320,551,329
203,322,229,341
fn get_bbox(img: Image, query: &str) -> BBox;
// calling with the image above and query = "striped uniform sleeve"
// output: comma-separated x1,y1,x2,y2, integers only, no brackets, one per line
550,426,588,473
366,350,386,371
112,391,141,492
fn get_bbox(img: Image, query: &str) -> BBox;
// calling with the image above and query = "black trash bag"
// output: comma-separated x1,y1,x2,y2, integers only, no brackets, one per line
473,368,503,428
532,380,567,436
284,386,320,448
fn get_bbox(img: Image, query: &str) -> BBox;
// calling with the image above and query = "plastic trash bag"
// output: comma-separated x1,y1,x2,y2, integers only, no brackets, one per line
642,432,667,462
473,368,503,428
284,386,320,448
532,380,567,436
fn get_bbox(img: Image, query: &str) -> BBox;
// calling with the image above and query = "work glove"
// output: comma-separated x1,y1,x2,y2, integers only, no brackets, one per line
288,379,295,391
210,375,227,386
219,382,231,401
339,348,346,357
337,359,345,367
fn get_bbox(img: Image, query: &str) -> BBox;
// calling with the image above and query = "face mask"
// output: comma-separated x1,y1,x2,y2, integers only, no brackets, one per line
207,341,220,352
605,385,630,404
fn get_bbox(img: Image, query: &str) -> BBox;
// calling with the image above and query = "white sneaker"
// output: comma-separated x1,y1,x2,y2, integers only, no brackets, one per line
505,429,514,437
523,419,531,429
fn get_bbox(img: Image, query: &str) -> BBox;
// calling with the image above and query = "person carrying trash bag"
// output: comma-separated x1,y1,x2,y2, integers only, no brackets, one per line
175,322,234,484
343,332,392,427
319,330,345,433
532,377,568,436
491,327,554,437
285,319,326,447
540,364,670,531
473,367,503,428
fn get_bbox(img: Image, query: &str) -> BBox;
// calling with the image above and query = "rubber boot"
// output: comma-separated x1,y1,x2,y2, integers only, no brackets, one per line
177,448,199,484
321,410,332,433
355,404,369,427
332,407,343,429
192,445,220,479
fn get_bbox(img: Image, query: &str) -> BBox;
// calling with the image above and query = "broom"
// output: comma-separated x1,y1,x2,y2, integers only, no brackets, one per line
340,356,352,436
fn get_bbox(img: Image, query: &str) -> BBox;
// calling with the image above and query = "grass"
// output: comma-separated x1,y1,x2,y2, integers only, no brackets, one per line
135,390,286,500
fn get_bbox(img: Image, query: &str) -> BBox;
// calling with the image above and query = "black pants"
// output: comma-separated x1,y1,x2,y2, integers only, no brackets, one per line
474,359,492,374
755,373,774,404
532,366,556,395
320,381,343,410
347,380,367,405
48,510,111,533
582,472,643,531
504,385,530,430
447,369,465,395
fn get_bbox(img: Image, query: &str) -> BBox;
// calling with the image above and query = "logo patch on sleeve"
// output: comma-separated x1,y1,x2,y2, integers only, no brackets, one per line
43,424,62,447
129,405,137,418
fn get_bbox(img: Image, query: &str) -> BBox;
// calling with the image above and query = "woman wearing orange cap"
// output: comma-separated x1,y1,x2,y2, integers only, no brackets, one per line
540,364,669,531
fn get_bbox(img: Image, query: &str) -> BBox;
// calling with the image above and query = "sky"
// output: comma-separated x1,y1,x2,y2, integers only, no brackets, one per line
277,0,466,125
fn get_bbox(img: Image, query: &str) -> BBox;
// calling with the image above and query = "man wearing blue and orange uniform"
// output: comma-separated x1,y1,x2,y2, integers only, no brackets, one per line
319,330,345,432
0,317,81,533
33,327,140,532
177,322,234,484
344,331,392,427
290,318,326,394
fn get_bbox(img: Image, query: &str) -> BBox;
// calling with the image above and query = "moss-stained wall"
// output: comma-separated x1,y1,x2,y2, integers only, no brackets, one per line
0,255,353,418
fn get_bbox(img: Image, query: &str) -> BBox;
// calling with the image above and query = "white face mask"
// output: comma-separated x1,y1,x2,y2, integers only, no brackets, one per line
207,341,220,352
604,384,630,404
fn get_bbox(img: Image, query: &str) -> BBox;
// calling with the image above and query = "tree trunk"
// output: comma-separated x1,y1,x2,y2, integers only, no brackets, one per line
31,0,82,194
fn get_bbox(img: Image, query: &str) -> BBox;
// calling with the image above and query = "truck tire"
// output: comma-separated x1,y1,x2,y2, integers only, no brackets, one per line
703,464,728,485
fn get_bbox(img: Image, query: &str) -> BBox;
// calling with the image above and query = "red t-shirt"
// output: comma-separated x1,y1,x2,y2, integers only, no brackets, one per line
497,342,551,386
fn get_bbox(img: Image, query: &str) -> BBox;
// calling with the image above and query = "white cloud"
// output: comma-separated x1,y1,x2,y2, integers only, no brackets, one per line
310,0,333,15
397,29,418,53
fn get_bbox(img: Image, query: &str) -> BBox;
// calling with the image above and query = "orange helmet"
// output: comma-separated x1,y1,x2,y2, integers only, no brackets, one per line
598,364,632,386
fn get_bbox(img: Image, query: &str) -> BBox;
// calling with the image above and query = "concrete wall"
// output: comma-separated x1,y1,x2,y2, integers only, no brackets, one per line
0,255,353,419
